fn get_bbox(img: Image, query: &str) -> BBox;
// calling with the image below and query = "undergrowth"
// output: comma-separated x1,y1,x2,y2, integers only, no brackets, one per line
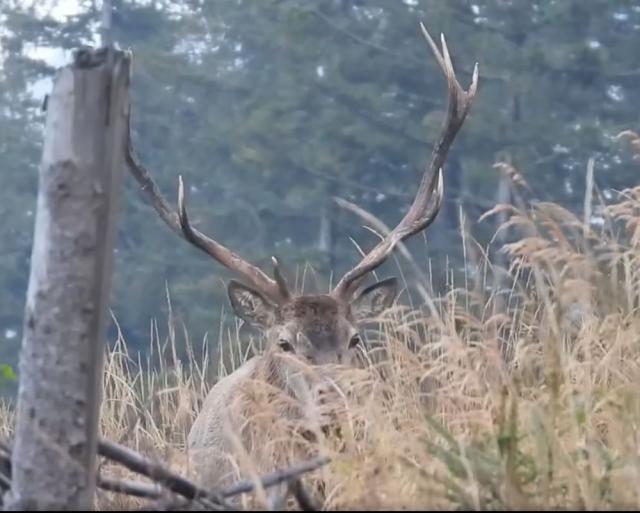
3,134,640,510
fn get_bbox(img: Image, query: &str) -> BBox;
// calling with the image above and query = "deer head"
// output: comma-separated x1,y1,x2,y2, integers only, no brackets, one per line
227,276,397,367
125,23,478,369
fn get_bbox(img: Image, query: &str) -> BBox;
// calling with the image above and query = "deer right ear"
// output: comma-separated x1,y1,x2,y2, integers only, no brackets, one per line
227,280,276,329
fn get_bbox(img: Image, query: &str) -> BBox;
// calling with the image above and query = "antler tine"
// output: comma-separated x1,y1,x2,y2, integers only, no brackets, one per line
125,110,287,305
420,23,479,176
332,23,478,300
175,176,287,304
271,256,291,301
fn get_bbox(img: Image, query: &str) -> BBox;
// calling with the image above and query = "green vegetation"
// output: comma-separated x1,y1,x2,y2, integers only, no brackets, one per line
0,364,15,390
1,1,638,372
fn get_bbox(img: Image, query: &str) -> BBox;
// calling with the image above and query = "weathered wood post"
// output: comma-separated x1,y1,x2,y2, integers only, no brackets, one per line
5,47,131,510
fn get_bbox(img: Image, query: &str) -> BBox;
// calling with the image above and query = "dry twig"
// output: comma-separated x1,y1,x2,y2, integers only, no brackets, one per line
2,437,328,511
97,439,230,510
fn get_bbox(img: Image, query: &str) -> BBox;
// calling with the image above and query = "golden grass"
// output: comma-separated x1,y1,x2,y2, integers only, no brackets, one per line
3,142,640,510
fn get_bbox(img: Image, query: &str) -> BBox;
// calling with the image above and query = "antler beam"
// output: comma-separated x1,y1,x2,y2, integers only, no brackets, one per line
331,23,478,300
125,23,476,305
125,112,289,304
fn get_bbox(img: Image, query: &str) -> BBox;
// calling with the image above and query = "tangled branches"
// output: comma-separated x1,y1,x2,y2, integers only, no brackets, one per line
0,438,328,511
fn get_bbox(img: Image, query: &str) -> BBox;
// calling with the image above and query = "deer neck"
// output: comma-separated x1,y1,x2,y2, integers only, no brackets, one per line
252,350,317,406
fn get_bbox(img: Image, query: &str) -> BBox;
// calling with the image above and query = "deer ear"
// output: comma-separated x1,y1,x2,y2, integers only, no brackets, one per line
350,277,398,323
228,280,276,329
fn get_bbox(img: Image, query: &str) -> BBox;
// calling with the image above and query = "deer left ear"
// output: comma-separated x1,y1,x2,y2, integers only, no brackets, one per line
350,277,398,323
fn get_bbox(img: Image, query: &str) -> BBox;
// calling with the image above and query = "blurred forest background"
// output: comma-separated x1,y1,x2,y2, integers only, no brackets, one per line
1,0,639,389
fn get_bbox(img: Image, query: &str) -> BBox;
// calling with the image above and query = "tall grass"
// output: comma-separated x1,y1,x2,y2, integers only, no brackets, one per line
3,139,640,510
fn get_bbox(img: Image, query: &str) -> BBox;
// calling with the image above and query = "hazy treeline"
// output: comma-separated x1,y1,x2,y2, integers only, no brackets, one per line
0,0,638,373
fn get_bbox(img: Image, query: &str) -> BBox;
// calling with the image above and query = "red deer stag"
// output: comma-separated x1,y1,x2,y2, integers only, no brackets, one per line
125,23,477,488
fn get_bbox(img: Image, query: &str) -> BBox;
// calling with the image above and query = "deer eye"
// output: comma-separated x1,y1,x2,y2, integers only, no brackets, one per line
279,340,295,353
348,334,362,349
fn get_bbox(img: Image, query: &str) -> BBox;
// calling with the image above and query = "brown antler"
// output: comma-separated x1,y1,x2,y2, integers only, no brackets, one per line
125,112,289,305
331,23,478,301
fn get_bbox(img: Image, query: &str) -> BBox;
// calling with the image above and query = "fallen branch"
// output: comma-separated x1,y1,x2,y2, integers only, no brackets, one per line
3,436,329,510
97,475,162,499
221,455,329,498
289,478,318,512
97,439,230,510
135,497,194,511
97,454,329,502
97,476,192,511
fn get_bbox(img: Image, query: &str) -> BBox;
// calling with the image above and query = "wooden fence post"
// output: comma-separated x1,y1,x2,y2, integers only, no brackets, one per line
5,47,130,510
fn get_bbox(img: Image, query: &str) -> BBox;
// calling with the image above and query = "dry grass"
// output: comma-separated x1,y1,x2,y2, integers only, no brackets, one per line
3,140,640,510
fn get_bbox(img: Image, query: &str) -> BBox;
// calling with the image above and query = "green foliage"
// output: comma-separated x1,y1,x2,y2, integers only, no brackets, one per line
0,0,638,370
0,364,16,389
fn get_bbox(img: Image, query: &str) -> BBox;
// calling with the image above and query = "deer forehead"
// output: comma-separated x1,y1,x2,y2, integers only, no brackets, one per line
277,295,352,329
